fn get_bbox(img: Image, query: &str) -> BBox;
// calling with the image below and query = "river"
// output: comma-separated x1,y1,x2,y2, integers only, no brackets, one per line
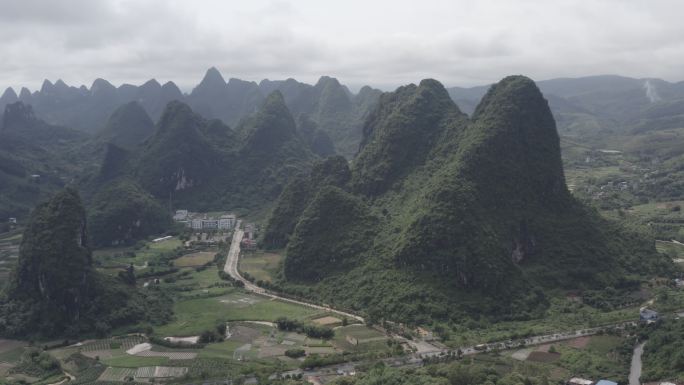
629,342,645,385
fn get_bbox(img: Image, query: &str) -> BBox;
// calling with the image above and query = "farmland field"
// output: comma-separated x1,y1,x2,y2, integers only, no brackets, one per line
103,354,169,367
198,340,245,359
174,251,216,267
154,291,322,336
336,325,384,340
98,367,137,381
0,231,21,285
238,251,282,282
93,237,183,269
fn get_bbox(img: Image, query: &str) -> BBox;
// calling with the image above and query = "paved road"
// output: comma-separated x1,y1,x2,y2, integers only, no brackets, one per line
223,220,682,379
629,342,645,385
223,220,364,323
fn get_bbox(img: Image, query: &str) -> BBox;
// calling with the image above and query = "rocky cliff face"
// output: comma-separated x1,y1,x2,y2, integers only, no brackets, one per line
5,188,95,330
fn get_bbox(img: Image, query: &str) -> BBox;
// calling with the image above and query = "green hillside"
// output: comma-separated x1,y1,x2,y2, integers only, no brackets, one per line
97,101,155,150
0,188,170,338
266,76,672,324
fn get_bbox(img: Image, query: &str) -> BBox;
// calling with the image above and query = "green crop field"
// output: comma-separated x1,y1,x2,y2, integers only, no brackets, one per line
336,325,384,340
238,251,282,282
154,291,322,336
93,237,184,268
198,340,246,359
102,354,169,367
174,251,216,267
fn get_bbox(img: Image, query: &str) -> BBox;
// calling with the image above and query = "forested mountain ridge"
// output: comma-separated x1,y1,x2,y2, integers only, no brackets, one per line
0,102,92,220
0,188,170,337
0,68,382,158
82,92,317,247
265,76,672,324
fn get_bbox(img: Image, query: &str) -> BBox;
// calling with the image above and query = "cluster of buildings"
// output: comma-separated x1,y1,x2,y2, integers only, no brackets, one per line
241,223,257,250
173,210,237,231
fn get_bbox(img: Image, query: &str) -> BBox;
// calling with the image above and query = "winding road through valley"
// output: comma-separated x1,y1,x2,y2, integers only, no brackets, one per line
223,220,681,379
223,220,364,323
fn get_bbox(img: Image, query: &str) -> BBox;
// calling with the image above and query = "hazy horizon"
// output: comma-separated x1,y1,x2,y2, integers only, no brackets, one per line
3,70,682,96
2,0,684,92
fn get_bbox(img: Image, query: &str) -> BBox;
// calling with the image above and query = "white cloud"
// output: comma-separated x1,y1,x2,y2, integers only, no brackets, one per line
1,0,683,92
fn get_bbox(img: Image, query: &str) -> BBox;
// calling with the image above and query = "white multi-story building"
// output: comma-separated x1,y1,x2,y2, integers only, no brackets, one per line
179,211,236,231
218,214,236,229
202,219,219,230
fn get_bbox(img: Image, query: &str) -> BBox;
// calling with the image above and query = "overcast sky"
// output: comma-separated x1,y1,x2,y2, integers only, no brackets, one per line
1,0,683,92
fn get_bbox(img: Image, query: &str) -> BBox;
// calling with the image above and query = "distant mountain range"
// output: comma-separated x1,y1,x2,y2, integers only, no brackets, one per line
448,75,684,138
0,68,381,158
4,71,684,154
0,70,677,328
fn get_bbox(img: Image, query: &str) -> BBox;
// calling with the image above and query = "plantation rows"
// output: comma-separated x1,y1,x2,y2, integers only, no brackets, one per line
81,335,146,352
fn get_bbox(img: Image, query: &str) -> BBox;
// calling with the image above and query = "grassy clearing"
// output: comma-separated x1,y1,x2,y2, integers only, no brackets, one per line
565,165,624,185
93,237,183,267
154,291,321,336
0,347,25,363
174,251,216,267
238,251,282,282
198,340,246,359
337,325,384,340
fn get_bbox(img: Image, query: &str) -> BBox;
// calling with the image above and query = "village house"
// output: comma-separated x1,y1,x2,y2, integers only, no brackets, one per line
241,238,257,251
640,307,659,322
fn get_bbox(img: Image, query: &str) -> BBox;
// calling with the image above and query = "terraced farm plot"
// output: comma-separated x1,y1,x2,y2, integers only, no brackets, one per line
98,367,137,381
82,335,145,352
135,350,197,360
135,366,188,378
103,354,169,368
174,251,216,267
